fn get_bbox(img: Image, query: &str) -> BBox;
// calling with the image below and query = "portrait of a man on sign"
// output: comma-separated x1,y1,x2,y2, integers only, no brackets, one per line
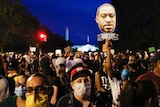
95,3,116,33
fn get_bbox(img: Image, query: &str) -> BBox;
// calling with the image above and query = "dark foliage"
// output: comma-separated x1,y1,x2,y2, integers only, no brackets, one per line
112,0,160,51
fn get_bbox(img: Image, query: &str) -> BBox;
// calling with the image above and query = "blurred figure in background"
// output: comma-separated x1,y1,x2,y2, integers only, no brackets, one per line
120,80,157,107
0,75,10,102
128,53,145,82
0,75,28,107
136,51,160,107
120,69,130,91
50,57,68,106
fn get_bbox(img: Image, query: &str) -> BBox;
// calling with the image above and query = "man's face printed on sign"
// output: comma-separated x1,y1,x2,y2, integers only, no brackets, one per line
96,3,116,33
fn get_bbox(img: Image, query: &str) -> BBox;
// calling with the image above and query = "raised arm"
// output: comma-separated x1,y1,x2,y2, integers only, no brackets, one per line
102,39,113,78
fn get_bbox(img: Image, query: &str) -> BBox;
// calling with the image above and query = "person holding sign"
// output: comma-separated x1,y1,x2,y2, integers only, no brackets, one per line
96,3,116,33
95,40,121,107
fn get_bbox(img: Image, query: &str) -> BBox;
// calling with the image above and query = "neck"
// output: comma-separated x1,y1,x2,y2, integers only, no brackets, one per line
153,68,160,77
74,93,90,102
16,96,25,107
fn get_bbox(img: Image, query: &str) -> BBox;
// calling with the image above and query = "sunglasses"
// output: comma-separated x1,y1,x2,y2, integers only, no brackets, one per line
15,82,26,87
26,85,50,94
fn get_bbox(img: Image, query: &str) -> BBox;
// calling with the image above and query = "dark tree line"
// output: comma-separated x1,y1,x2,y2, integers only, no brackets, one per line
112,0,160,52
0,0,71,53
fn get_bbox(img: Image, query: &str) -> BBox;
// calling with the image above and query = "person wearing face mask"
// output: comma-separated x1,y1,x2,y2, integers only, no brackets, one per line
14,75,28,100
25,73,53,107
56,65,95,107
0,75,28,107
128,54,145,82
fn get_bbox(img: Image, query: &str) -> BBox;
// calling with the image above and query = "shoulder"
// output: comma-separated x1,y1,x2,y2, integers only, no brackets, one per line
136,72,154,81
56,94,70,107
0,96,17,107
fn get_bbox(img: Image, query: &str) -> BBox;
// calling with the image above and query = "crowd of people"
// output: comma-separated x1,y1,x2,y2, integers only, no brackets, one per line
0,2,159,107
0,39,159,107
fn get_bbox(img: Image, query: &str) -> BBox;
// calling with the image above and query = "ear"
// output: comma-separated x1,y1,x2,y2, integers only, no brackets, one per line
148,98,152,105
95,16,98,24
70,81,73,88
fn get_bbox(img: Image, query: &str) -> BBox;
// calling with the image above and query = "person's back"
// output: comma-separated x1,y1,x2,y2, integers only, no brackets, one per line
136,51,160,107
120,80,157,107
51,57,68,106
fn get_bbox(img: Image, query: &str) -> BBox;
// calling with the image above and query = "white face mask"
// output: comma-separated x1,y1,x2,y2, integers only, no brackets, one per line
73,83,91,97
14,85,23,97
14,85,26,99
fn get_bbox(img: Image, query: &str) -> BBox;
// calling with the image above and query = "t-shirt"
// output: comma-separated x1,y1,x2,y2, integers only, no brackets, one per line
136,72,160,94
95,71,113,107
56,93,93,107
0,95,17,107
136,72,160,106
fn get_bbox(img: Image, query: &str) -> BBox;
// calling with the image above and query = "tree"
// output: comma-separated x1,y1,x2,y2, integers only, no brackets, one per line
0,0,39,52
112,0,160,51
0,0,72,52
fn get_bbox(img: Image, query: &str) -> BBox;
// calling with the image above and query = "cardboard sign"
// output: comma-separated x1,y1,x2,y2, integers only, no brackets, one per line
148,47,156,53
29,46,36,52
55,49,62,56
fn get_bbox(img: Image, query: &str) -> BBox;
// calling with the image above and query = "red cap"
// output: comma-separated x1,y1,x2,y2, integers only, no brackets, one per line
70,66,92,81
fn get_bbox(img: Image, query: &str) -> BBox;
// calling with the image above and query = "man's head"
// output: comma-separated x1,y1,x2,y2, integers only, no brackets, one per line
128,54,137,65
128,54,138,70
7,59,19,71
25,73,51,107
14,75,28,100
152,51,160,69
69,65,92,99
96,3,116,33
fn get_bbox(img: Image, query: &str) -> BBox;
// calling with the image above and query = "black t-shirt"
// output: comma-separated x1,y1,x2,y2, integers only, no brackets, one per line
52,77,68,100
95,70,112,107
56,93,93,107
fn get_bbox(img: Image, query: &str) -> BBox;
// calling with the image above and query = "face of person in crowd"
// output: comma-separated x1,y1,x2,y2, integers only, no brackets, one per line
128,55,137,70
96,3,116,33
25,76,49,107
128,55,137,64
70,76,91,99
14,76,27,100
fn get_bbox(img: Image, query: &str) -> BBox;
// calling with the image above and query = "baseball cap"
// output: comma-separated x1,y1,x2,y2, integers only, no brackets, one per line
121,69,129,80
69,65,92,81
73,58,83,64
55,57,66,65
152,51,160,62
7,59,19,70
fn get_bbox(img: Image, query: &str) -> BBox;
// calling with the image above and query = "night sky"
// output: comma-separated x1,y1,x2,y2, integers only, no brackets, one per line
22,0,111,45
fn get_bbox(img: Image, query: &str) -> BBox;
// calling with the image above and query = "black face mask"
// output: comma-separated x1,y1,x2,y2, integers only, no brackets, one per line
128,63,137,70
21,64,26,68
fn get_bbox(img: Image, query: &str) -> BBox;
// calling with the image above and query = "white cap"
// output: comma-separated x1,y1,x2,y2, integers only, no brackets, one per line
55,57,66,66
